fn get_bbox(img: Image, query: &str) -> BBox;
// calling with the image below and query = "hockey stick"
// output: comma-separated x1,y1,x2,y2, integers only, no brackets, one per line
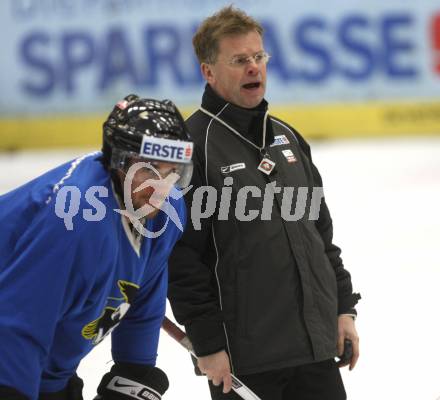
161,317,262,400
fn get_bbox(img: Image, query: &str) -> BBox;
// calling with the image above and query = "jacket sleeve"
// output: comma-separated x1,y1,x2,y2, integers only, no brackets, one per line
296,133,361,315
167,146,227,357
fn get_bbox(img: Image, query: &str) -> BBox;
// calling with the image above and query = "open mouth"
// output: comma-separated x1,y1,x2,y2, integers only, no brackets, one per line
242,82,261,90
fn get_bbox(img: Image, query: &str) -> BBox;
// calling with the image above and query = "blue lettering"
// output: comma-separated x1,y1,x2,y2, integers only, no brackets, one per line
143,142,152,155
151,143,161,156
296,17,332,82
381,14,418,78
12,0,76,20
261,22,294,81
168,146,177,158
99,27,139,90
161,145,170,158
188,22,205,85
19,32,56,96
62,32,95,94
144,25,185,86
15,14,420,102
176,148,183,159
338,15,375,80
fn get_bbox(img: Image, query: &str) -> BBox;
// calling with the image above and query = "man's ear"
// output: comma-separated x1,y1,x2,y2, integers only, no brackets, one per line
201,63,215,85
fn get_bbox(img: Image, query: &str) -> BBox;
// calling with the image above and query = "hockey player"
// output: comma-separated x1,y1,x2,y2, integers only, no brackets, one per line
0,95,193,400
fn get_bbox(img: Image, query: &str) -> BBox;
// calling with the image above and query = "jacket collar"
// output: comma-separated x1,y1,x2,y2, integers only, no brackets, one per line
200,84,274,148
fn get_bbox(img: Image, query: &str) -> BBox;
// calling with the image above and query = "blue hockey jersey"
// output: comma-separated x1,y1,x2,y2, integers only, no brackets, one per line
0,152,186,399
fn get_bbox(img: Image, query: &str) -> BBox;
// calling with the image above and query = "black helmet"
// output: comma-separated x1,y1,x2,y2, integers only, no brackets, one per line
102,94,193,187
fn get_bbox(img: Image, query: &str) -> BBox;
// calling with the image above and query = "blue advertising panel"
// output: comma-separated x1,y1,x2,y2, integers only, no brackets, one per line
1,0,440,116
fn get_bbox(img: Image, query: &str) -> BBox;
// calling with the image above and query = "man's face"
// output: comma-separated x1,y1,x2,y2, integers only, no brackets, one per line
118,159,180,219
202,31,267,109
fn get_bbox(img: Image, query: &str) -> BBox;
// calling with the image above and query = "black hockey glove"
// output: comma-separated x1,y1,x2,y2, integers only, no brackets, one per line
95,362,169,400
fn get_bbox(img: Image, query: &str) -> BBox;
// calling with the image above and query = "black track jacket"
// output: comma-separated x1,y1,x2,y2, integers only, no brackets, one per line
168,85,360,376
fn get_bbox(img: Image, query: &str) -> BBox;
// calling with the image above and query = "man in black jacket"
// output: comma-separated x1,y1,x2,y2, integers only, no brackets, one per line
168,6,360,400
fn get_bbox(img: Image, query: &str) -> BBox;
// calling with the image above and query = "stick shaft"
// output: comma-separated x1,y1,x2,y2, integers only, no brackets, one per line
161,317,195,354
161,317,262,400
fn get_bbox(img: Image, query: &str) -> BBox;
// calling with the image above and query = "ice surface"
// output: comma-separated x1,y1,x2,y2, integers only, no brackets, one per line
1,136,439,399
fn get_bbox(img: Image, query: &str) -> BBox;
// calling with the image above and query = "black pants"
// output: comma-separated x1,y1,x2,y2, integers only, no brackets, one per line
208,359,346,400
39,375,84,400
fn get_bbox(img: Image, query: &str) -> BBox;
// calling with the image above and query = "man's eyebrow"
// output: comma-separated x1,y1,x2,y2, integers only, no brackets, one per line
231,50,264,57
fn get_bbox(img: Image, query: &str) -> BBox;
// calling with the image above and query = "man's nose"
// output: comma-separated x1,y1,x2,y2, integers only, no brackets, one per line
246,61,259,74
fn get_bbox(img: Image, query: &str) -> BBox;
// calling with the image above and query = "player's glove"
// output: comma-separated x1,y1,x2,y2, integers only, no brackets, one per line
95,362,169,400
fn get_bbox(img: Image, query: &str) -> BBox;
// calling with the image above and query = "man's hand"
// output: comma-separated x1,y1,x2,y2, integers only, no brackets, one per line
197,350,232,393
337,315,359,370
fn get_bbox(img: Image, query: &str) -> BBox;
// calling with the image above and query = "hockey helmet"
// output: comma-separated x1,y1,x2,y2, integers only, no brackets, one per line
102,94,193,187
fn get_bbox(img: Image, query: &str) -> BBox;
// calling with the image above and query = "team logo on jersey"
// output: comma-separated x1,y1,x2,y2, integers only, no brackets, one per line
82,280,139,345
282,149,297,163
270,135,290,147
140,136,193,164
220,163,246,174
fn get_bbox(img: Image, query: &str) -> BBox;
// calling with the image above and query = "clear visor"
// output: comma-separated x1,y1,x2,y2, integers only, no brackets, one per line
111,149,193,189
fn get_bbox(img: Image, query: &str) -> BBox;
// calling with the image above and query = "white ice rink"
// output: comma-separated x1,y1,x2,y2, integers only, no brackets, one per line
1,136,439,400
